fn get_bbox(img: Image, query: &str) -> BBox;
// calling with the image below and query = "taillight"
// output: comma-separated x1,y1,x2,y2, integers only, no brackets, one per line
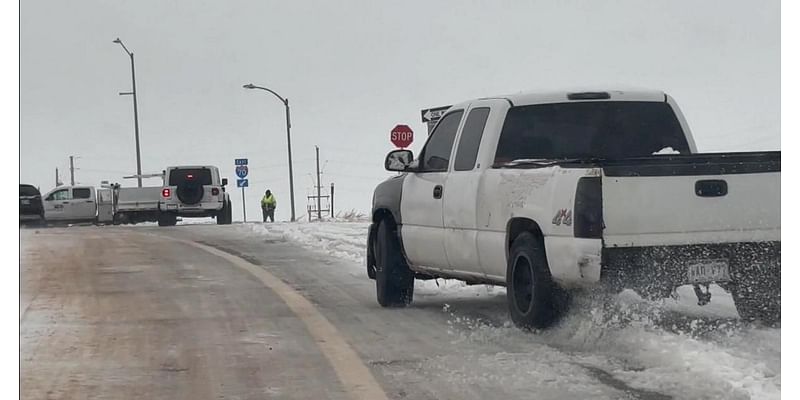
212,188,219,196
162,188,171,198
574,177,603,239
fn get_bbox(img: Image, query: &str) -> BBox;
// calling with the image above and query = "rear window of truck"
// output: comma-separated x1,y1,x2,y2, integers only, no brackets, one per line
494,101,690,162
168,168,213,186
73,188,92,199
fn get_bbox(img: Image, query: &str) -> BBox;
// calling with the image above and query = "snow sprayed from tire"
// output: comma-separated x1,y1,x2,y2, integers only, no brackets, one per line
240,221,780,399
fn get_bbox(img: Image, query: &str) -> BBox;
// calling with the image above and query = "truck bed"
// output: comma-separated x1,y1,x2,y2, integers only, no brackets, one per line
116,187,162,211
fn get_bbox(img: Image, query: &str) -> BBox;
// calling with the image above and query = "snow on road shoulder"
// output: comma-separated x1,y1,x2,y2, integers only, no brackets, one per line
239,221,502,297
238,221,780,399
241,221,368,265
444,289,780,399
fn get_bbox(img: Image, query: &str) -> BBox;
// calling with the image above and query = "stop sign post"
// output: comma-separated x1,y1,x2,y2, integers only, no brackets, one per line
391,124,414,148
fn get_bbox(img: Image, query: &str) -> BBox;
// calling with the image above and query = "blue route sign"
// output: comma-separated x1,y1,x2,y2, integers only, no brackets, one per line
235,165,249,178
237,179,249,188
235,158,248,166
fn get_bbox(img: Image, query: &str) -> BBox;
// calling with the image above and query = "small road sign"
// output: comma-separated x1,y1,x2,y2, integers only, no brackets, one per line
391,124,414,148
237,179,249,188
235,165,249,178
421,105,451,135
235,158,249,166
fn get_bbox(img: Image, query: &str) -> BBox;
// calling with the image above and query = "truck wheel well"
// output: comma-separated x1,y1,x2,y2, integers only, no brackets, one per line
373,209,396,227
507,218,544,255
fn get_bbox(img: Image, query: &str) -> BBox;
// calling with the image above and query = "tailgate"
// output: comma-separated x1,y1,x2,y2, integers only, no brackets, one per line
601,152,780,247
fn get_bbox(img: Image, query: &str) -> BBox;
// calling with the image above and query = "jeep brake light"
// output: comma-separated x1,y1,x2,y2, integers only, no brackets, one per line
162,188,171,198
186,174,194,180
212,188,219,196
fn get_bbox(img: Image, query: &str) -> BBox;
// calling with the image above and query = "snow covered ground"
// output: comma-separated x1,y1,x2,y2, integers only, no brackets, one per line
238,221,780,399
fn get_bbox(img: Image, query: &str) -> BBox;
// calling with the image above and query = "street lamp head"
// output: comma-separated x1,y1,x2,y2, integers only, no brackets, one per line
243,83,255,89
113,38,121,44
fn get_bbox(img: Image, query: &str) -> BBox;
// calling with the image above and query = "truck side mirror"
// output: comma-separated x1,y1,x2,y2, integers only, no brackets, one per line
385,150,414,172
221,178,228,186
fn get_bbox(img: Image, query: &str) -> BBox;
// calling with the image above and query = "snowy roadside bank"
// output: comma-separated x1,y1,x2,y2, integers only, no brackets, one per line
239,221,504,298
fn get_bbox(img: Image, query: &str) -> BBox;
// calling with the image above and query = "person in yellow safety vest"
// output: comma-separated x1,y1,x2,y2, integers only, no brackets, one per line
261,189,277,222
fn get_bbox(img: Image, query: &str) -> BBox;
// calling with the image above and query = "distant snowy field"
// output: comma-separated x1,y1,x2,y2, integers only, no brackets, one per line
238,220,780,399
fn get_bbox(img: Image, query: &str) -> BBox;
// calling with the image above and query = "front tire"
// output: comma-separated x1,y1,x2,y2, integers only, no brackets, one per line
375,219,414,307
506,232,566,330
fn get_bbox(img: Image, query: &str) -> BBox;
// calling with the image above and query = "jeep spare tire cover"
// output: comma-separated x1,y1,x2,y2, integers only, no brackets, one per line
176,180,204,205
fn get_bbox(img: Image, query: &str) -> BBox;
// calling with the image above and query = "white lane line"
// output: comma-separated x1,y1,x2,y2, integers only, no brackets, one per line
176,238,389,400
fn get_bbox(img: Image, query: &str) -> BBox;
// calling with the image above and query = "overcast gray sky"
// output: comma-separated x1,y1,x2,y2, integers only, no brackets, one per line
20,0,780,221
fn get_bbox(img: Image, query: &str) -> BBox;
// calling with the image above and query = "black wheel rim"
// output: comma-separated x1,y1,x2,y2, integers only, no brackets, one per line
513,255,534,315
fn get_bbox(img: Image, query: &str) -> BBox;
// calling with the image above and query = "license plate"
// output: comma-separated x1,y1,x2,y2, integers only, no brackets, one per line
21,200,30,205
686,259,730,283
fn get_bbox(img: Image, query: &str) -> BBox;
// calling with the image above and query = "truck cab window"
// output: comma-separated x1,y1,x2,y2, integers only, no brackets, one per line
454,108,490,171
494,102,690,163
420,110,463,172
72,188,92,199
46,189,70,201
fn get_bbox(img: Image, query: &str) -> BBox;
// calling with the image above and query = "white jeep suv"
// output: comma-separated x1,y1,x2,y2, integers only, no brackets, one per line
158,165,232,226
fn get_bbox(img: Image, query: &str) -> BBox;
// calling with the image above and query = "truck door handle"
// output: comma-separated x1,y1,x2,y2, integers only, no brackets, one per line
84,200,94,203
62,201,70,204
433,185,443,199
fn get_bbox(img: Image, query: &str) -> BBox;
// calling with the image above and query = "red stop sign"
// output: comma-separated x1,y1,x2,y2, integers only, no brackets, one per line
391,124,414,148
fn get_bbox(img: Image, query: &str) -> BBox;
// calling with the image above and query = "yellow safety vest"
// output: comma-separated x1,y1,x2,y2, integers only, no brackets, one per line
261,194,276,207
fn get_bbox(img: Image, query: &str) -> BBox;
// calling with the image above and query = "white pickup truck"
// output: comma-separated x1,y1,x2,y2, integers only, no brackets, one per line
366,90,780,329
42,184,159,225
42,185,109,224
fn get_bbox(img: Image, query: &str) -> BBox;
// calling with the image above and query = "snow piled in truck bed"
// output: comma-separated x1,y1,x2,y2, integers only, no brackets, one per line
239,221,780,399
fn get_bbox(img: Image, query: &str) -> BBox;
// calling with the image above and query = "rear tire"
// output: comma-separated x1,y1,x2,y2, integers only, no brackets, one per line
375,219,414,307
506,232,567,330
731,257,780,326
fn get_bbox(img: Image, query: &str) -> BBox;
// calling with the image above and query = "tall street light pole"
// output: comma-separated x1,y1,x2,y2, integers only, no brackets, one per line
113,37,143,188
243,83,297,222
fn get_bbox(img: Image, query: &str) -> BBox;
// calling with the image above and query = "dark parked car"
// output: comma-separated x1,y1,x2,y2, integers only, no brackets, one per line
20,184,44,224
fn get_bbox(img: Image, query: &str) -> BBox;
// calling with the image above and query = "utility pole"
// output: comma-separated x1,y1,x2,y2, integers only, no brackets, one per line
113,38,144,188
55,168,60,186
330,182,334,218
69,156,75,185
315,146,322,220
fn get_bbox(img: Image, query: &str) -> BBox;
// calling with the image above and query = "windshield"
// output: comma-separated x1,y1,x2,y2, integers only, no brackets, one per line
20,185,39,197
494,101,690,163
168,168,213,186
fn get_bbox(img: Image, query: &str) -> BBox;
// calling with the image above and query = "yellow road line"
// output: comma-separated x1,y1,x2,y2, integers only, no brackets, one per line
178,238,389,400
